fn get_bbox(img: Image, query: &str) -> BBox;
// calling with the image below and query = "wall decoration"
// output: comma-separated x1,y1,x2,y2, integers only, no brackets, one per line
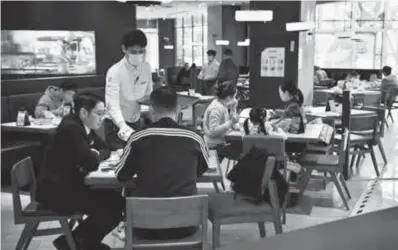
260,47,285,77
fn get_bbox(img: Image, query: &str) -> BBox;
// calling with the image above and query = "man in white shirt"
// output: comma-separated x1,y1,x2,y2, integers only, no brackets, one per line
105,29,153,145
198,49,220,95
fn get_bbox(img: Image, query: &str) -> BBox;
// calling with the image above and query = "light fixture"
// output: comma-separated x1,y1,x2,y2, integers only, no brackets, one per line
286,22,315,31
114,0,126,2
216,40,230,46
235,10,273,22
164,45,174,50
237,38,250,46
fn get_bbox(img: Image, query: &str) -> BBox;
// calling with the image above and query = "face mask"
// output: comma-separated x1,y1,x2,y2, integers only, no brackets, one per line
126,54,144,66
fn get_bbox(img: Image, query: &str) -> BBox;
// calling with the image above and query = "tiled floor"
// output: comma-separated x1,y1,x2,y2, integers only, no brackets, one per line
2,110,398,250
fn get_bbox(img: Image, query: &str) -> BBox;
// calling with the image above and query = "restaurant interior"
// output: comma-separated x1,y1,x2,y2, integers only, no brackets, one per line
1,0,398,249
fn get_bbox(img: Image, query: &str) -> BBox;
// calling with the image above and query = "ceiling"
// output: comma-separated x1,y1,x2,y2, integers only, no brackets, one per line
136,0,249,20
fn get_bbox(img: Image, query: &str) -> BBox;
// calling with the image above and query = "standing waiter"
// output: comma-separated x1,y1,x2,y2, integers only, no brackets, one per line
105,29,153,149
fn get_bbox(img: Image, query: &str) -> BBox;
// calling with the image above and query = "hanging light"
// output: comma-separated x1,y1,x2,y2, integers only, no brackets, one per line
164,45,174,50
235,10,273,22
286,22,315,31
216,40,230,46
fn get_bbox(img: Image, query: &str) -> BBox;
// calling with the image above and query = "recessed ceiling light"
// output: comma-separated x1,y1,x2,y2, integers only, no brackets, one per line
235,10,273,22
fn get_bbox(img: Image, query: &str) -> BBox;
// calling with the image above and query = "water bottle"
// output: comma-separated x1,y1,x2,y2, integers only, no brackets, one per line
16,107,30,126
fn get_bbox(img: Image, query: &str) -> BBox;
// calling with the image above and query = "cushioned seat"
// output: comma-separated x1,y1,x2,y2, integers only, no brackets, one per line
132,229,203,247
208,193,272,220
306,143,333,153
335,133,373,142
23,201,82,220
299,154,339,167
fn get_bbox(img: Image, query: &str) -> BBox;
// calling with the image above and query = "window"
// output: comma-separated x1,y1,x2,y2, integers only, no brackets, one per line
315,0,398,72
175,11,207,67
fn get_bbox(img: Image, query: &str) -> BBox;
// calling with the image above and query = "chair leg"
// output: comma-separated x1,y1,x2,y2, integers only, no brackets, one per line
220,180,226,191
368,143,380,177
350,151,357,170
212,182,220,193
16,222,38,250
299,168,313,198
356,152,362,169
212,221,221,249
225,160,231,175
22,222,39,250
330,172,350,210
338,173,351,199
377,138,388,165
257,222,266,238
60,219,78,250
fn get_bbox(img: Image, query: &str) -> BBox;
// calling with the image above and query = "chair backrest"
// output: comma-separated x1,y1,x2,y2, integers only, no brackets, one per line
242,135,285,160
322,118,336,145
125,195,208,249
313,90,329,107
342,90,351,129
363,92,381,108
11,157,36,224
338,129,350,166
350,114,379,138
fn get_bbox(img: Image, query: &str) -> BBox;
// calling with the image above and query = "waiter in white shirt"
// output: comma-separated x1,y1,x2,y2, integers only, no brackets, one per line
198,49,220,95
105,29,153,147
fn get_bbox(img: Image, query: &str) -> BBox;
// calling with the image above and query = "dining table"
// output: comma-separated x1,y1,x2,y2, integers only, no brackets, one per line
218,206,398,250
85,150,224,192
305,106,376,119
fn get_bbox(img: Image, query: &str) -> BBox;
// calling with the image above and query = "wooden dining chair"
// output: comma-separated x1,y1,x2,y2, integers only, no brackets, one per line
362,92,381,108
298,129,351,210
208,136,284,249
11,157,82,250
124,195,209,250
336,114,381,176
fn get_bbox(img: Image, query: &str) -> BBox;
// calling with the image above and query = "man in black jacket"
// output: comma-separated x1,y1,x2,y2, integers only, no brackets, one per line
114,86,209,239
36,92,124,250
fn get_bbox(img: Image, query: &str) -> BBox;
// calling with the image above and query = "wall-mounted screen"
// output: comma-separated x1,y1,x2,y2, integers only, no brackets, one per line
1,30,96,75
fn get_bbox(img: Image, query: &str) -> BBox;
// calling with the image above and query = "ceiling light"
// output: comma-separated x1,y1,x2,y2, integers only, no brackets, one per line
216,40,230,45
237,41,248,46
235,10,273,22
164,45,174,50
286,22,315,31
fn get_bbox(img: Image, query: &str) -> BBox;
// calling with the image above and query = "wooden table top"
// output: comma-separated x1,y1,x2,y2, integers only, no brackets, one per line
219,206,398,250
306,106,376,119
139,92,214,109
85,151,223,188
317,88,380,96
1,120,60,134
226,123,325,144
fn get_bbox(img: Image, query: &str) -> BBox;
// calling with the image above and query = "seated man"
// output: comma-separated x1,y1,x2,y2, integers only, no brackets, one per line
35,80,77,118
381,65,398,104
35,92,124,250
115,86,209,240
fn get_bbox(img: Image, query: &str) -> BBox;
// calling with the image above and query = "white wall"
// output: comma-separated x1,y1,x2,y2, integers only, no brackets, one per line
298,0,316,106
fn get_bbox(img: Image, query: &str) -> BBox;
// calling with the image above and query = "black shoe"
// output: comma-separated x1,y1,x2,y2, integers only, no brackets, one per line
53,235,81,250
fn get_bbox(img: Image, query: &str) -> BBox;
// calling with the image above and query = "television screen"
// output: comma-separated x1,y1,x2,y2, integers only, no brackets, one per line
1,30,96,75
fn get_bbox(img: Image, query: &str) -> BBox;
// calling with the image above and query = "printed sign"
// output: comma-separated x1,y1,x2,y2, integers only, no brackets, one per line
260,47,285,77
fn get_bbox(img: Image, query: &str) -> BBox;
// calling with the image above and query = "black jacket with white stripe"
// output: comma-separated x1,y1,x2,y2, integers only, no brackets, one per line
115,117,209,197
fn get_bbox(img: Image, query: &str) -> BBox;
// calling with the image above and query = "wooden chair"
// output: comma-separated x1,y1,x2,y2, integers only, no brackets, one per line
362,92,381,108
298,129,351,210
336,114,381,176
11,157,82,250
208,136,284,249
124,195,208,250
306,118,336,154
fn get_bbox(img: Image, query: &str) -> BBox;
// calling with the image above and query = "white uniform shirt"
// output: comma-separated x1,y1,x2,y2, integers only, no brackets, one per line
105,57,153,128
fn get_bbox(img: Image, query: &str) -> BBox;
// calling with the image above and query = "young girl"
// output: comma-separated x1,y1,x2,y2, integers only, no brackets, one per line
243,108,287,139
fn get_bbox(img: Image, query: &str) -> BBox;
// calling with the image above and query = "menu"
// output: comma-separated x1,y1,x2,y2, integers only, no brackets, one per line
260,47,285,77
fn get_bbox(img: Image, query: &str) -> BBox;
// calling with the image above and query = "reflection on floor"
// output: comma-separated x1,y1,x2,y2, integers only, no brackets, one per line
2,111,398,250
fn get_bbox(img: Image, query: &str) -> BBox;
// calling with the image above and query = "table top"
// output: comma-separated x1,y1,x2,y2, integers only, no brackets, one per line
139,92,214,109
306,106,376,119
317,88,380,95
85,151,223,188
1,120,60,134
226,123,325,144
219,206,398,250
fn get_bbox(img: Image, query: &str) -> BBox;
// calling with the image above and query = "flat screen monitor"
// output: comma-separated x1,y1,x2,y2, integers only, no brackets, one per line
1,30,96,76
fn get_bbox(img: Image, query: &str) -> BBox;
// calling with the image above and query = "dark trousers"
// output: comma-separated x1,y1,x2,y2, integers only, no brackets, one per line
201,80,217,96
37,183,124,245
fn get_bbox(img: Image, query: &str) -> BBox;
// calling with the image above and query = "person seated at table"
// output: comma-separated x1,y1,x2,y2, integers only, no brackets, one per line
314,66,328,84
114,86,209,240
243,108,287,138
176,62,191,87
380,65,398,104
35,92,124,250
269,81,305,134
203,81,239,161
34,80,77,118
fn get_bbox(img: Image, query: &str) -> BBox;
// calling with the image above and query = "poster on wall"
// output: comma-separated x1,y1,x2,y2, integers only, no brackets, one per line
260,47,285,77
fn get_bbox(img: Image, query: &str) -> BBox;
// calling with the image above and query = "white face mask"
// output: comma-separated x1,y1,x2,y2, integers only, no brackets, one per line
126,54,144,66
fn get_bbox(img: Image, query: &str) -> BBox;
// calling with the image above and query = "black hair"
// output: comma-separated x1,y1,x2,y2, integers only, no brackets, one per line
223,48,233,56
74,92,104,115
280,80,304,106
150,86,177,113
59,80,77,91
382,66,392,76
243,108,267,135
207,50,216,56
350,71,358,77
215,81,236,99
122,29,147,48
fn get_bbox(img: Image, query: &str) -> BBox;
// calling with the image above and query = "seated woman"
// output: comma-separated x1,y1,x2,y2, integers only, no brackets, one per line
269,81,305,134
203,81,239,162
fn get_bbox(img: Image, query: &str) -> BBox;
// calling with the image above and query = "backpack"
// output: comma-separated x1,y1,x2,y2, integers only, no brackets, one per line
227,146,288,206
